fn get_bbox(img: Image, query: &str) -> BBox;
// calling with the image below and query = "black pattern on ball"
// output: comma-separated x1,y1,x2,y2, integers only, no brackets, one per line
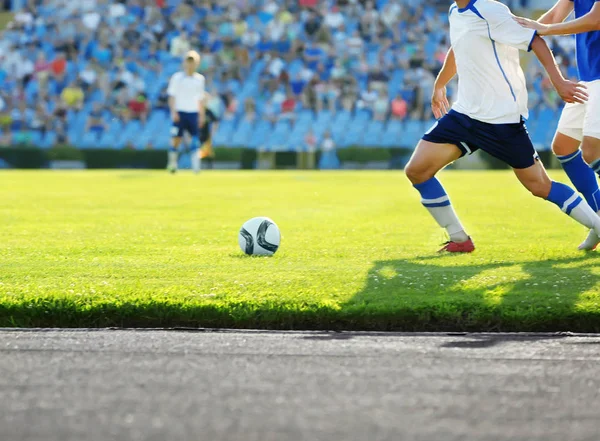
256,220,279,253
239,227,253,255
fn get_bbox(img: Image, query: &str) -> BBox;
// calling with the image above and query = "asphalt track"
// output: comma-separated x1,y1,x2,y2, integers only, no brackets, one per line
1,329,600,441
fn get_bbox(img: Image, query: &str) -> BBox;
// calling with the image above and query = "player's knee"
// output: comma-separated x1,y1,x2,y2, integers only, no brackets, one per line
528,179,552,199
552,140,576,157
581,139,600,164
404,162,433,185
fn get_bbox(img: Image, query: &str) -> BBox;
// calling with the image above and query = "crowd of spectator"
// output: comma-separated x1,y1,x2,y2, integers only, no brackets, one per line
0,0,583,150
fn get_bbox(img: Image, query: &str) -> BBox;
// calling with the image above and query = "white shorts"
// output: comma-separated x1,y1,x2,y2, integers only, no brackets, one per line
557,79,600,142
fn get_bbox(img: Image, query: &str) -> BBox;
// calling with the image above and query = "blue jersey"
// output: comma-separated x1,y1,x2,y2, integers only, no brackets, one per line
571,0,600,81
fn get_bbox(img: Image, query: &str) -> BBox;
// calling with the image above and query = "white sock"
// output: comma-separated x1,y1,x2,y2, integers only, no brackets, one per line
427,206,469,243
191,152,201,173
568,200,600,234
168,151,178,170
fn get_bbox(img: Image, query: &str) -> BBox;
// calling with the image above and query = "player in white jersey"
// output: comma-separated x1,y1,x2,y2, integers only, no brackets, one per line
405,0,599,253
167,51,205,174
514,0,600,250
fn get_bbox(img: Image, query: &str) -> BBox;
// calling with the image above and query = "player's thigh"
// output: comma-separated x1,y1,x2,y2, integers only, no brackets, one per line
581,80,600,161
513,160,552,199
405,140,463,184
555,102,585,155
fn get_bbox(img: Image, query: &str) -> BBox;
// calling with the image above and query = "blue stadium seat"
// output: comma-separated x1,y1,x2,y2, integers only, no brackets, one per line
78,131,100,149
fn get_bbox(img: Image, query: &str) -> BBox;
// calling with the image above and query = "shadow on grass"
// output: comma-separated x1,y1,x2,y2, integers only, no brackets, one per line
340,253,600,332
2,253,599,332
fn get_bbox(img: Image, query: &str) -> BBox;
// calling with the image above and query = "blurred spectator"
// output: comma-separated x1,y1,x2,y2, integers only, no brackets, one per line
10,101,33,132
322,130,335,150
30,104,48,135
50,53,67,79
52,103,69,145
223,92,238,120
79,63,98,91
305,129,317,151
304,11,322,38
155,86,170,112
33,52,50,84
61,81,84,110
280,93,296,121
86,103,107,135
391,94,408,121
243,98,257,123
128,93,150,123
170,31,191,57
373,91,390,121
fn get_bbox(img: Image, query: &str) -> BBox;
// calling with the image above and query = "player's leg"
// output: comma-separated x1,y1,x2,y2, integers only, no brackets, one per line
405,139,473,251
575,80,600,248
200,138,214,169
513,159,600,237
189,136,201,174
475,118,600,246
555,132,600,250
187,115,201,174
554,102,600,212
169,115,183,173
169,137,181,173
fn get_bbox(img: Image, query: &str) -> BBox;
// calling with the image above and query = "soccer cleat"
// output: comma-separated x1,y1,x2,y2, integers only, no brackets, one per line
438,237,475,253
578,229,600,251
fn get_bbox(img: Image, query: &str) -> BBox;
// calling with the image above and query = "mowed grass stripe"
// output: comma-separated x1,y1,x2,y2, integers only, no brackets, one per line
1,170,599,331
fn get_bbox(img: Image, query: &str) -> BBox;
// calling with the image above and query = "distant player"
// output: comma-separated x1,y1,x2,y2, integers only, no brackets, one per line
514,1,600,250
405,0,599,253
198,93,220,170
167,51,205,174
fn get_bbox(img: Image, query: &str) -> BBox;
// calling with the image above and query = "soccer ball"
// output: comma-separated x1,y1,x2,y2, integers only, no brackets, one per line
238,217,281,256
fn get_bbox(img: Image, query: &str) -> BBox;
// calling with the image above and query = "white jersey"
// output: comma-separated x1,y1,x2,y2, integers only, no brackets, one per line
449,0,536,124
167,71,205,113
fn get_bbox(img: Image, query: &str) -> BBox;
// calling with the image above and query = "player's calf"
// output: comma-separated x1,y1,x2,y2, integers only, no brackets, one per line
582,136,600,178
515,162,600,243
406,141,470,249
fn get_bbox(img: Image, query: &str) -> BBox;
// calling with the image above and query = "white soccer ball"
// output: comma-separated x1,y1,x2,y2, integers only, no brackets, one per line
238,217,281,256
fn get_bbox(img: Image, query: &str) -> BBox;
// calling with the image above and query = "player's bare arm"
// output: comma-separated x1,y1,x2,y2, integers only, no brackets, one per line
515,0,600,35
530,36,589,104
537,0,574,24
431,48,455,119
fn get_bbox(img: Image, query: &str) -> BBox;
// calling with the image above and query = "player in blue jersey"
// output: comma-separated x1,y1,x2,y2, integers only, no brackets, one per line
515,0,600,250
405,0,600,253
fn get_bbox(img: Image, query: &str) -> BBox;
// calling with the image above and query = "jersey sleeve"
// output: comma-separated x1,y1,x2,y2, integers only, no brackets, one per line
167,73,178,96
483,2,537,52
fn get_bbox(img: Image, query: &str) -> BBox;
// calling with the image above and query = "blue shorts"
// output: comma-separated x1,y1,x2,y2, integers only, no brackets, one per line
171,111,199,138
422,110,539,169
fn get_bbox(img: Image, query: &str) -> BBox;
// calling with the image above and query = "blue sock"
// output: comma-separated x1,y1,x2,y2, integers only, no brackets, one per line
414,177,468,242
557,150,600,211
413,177,451,208
547,181,583,214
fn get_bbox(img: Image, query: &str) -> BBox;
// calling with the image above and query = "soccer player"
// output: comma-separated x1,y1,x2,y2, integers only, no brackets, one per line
513,1,600,250
405,0,599,253
167,51,205,174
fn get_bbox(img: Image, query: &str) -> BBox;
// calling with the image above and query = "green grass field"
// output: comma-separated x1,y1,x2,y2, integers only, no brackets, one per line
1,170,599,331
